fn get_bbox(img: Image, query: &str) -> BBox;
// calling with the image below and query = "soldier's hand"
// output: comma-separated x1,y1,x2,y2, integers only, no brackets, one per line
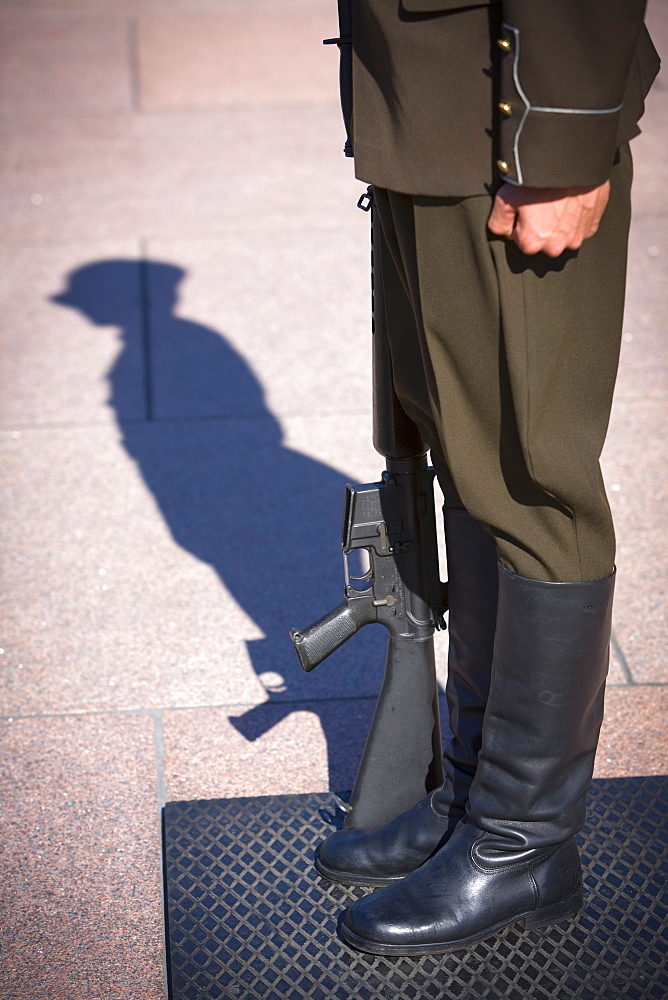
487,181,611,257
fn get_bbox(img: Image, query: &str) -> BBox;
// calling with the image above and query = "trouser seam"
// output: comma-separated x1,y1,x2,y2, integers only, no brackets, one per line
515,255,583,582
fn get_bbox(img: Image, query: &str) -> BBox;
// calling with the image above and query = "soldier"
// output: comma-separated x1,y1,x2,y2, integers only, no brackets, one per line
316,0,660,956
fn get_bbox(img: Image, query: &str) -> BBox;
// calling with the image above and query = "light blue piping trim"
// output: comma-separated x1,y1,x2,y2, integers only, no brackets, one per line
502,22,623,185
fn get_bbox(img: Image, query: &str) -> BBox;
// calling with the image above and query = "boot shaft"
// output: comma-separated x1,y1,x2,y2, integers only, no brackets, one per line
433,508,498,816
468,565,615,849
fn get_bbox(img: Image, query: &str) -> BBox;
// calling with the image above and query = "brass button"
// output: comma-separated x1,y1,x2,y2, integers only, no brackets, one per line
497,38,511,52
496,159,510,174
498,102,513,116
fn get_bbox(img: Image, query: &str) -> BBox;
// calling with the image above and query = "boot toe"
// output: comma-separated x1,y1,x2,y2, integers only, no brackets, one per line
339,890,411,953
315,794,459,886
315,828,407,886
339,878,458,956
316,829,374,884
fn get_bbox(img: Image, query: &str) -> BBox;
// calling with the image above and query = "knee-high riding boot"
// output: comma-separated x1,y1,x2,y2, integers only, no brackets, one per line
339,564,614,954
315,509,498,885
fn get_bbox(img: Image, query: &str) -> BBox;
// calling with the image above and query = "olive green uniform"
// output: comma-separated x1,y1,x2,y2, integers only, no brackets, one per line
348,0,659,581
317,4,661,949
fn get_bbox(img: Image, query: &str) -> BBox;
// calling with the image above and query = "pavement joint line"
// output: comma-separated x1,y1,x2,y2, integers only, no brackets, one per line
0,219,369,250
138,237,155,421
148,706,171,1000
612,390,667,401
3,682,666,725
0,693,407,724
0,408,374,433
127,17,143,114
611,628,636,685
0,99,344,125
151,707,167,808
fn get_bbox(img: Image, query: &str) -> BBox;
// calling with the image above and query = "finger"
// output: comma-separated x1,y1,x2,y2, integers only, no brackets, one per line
511,220,562,257
487,193,517,237
513,229,568,257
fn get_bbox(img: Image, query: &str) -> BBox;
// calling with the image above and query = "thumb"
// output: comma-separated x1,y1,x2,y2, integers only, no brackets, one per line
487,190,517,238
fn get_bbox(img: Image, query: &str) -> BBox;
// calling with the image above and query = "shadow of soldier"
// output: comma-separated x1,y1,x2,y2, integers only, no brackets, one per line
51,258,388,793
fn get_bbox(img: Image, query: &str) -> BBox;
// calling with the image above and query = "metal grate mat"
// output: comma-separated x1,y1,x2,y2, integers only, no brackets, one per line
163,775,668,1000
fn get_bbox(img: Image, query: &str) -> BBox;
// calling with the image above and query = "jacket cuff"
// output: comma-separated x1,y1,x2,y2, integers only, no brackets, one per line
495,23,623,188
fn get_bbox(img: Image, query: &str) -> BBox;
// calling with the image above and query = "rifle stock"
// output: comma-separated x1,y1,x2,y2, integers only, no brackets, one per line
289,187,447,830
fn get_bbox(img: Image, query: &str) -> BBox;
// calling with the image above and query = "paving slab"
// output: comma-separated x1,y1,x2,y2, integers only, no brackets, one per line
0,104,357,243
595,685,668,778
608,637,630,687
629,90,668,218
136,6,335,111
615,216,668,401
0,242,146,426
163,701,361,803
145,228,371,422
0,712,164,1000
0,421,265,715
0,11,134,116
602,397,667,536
629,0,668,217
612,530,668,684
164,692,452,804
0,415,396,717
164,681,668,806
0,0,338,16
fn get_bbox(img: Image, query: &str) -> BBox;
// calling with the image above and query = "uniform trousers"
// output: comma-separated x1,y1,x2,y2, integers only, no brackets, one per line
373,144,633,583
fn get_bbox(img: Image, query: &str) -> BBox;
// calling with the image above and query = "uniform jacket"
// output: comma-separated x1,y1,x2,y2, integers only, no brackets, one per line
346,0,660,196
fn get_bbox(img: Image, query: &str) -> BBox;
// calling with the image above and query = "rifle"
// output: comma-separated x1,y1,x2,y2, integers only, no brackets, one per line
290,188,448,832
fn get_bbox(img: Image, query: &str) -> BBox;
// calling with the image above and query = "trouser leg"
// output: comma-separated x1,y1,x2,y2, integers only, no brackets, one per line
337,163,631,952
373,145,632,583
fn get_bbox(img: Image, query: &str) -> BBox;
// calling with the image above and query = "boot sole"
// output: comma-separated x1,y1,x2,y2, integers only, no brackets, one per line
314,855,405,888
338,889,583,956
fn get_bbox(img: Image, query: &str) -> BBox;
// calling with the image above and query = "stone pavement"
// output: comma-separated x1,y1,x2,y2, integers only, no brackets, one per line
0,2,666,997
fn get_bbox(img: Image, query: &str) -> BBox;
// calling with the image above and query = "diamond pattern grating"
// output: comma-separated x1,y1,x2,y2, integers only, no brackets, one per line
163,776,668,1000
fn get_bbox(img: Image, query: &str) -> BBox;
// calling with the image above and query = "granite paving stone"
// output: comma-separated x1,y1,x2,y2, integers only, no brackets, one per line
0,421,266,715
629,93,668,218
614,216,668,400
629,0,668,216
0,11,134,116
594,685,668,779
0,415,398,717
611,530,668,684
0,712,164,1000
607,638,630,687
136,5,335,111
0,242,146,426
162,701,358,803
0,105,357,244
145,228,371,422
165,693,449,803
163,683,668,806
602,397,667,535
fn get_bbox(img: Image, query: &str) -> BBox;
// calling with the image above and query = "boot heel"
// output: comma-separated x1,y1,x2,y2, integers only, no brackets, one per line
523,890,583,931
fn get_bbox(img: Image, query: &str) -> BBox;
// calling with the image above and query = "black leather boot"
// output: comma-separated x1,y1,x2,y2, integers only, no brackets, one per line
339,564,614,954
315,509,498,886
